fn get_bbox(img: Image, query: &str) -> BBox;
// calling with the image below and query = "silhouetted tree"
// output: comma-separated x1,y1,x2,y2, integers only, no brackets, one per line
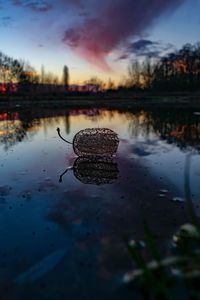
41,65,45,84
63,65,69,89
84,76,104,88
43,71,58,85
141,58,156,89
107,78,115,91
0,51,22,85
18,60,39,93
152,42,200,91
127,60,142,89
126,42,200,91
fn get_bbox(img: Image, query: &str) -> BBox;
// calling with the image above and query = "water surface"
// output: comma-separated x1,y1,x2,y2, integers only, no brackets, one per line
0,107,200,299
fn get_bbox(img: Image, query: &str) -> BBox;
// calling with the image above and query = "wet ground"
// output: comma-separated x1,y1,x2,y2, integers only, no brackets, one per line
0,107,200,299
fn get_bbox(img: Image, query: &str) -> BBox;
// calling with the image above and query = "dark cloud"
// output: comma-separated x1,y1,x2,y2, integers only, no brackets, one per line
11,0,87,14
59,0,83,6
118,54,129,61
62,0,185,70
1,16,12,22
118,39,175,60
9,0,186,69
0,16,13,27
79,11,89,18
129,40,159,52
12,0,53,12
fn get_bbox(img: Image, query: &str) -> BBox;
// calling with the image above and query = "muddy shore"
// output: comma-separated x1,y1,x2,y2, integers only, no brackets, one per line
1,92,200,110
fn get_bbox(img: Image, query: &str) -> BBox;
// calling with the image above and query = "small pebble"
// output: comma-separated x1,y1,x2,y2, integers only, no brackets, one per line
172,197,184,202
160,189,168,193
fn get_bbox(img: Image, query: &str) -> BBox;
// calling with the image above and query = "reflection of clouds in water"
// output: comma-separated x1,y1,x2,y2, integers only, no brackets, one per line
0,185,12,197
47,152,188,239
1,108,200,299
38,178,59,192
129,139,171,157
0,185,12,204
46,187,96,232
33,150,190,294
1,108,200,155
131,146,152,157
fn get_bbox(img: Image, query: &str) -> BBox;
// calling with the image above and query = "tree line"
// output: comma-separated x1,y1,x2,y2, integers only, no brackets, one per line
125,42,200,91
1,42,200,93
0,51,69,93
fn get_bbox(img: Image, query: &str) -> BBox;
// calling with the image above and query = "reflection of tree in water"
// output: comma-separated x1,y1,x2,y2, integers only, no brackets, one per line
0,111,37,150
1,107,199,153
127,110,154,138
65,114,70,134
148,110,200,152
0,108,104,150
127,109,200,152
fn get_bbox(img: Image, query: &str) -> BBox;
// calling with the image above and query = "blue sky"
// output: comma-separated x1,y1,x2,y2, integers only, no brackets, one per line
0,0,199,83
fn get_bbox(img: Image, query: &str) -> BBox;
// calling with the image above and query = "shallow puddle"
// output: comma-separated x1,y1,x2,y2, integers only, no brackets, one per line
0,107,200,299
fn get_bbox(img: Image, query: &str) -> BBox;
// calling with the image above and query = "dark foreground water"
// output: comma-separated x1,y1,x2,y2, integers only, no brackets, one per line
0,107,200,299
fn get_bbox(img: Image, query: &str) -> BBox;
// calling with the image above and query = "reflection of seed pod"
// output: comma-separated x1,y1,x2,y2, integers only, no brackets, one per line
73,128,119,156
59,157,119,185
73,156,119,185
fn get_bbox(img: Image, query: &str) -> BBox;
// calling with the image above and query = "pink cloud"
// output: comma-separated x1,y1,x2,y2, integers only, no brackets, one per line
63,0,185,70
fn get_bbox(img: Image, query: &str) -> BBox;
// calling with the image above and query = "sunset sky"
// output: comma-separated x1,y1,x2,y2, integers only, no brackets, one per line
0,0,199,84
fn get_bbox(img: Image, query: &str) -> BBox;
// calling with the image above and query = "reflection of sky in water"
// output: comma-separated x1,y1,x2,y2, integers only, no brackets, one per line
130,137,200,200
0,108,200,299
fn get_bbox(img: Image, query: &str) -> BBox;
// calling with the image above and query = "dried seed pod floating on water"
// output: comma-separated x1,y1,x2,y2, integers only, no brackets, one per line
57,127,119,156
59,156,119,185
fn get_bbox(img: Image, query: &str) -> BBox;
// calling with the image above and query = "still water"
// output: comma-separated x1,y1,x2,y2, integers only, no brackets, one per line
0,107,200,299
